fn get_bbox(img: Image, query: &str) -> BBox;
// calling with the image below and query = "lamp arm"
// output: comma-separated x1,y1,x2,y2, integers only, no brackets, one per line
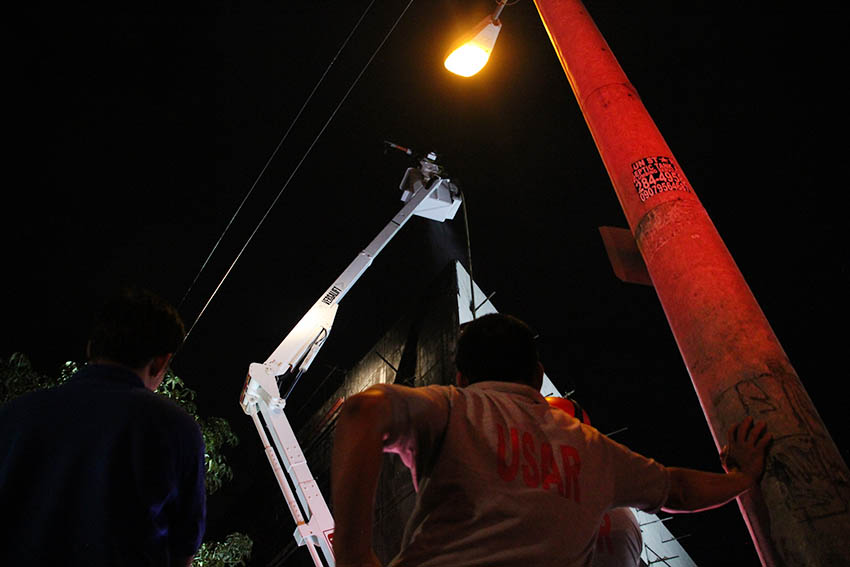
492,0,508,22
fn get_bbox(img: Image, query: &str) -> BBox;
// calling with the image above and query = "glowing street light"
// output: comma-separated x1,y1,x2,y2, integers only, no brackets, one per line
444,1,507,77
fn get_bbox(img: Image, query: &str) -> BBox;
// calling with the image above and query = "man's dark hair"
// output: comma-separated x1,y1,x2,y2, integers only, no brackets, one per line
454,313,539,385
88,288,185,368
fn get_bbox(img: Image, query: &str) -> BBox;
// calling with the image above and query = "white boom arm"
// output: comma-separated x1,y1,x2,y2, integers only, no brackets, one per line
239,160,461,566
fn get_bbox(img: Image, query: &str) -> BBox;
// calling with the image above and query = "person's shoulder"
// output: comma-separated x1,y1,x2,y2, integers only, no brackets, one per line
120,386,200,439
0,392,30,423
367,382,456,412
138,388,197,420
369,382,455,397
0,384,62,418
0,384,78,449
464,381,545,407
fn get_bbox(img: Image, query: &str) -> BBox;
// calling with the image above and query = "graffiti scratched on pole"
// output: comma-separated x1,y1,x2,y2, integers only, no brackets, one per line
716,367,849,522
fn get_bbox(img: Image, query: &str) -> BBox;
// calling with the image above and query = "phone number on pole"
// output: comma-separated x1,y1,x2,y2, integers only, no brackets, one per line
631,156,692,202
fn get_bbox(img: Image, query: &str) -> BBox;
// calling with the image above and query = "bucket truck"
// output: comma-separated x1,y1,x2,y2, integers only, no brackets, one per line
239,149,461,566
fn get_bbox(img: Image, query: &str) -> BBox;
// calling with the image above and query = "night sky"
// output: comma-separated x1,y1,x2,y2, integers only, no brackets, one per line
5,1,847,565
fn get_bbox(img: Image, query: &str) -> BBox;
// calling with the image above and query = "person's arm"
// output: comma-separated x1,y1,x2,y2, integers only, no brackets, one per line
331,388,394,567
662,416,771,513
168,415,207,566
332,384,450,566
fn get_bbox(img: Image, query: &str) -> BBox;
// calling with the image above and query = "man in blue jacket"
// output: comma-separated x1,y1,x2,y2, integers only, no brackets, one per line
0,288,206,566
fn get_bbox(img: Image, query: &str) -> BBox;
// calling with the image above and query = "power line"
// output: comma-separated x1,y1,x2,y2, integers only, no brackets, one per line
180,0,416,346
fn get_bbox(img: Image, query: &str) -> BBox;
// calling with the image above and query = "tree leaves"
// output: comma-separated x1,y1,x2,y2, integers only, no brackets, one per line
0,353,63,403
193,532,253,567
156,371,240,495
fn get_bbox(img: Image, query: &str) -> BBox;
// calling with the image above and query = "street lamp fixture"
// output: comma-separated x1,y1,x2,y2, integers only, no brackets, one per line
444,0,507,77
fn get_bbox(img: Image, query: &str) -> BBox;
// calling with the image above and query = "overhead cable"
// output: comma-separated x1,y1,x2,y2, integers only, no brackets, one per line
181,0,417,346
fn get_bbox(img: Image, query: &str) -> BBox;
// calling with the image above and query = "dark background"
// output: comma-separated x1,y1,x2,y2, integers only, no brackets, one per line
4,1,846,565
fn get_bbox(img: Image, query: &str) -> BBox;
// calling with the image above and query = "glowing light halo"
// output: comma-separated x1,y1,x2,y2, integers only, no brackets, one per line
444,17,502,77
445,44,492,77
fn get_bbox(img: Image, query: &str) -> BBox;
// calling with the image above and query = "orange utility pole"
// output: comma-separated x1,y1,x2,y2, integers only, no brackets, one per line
532,1,849,564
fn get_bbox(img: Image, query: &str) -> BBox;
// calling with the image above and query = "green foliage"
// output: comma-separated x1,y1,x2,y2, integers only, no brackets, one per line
200,416,240,495
154,374,249,563
157,371,199,416
156,371,239,495
0,353,65,404
1,354,253,565
59,360,82,383
192,532,253,567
